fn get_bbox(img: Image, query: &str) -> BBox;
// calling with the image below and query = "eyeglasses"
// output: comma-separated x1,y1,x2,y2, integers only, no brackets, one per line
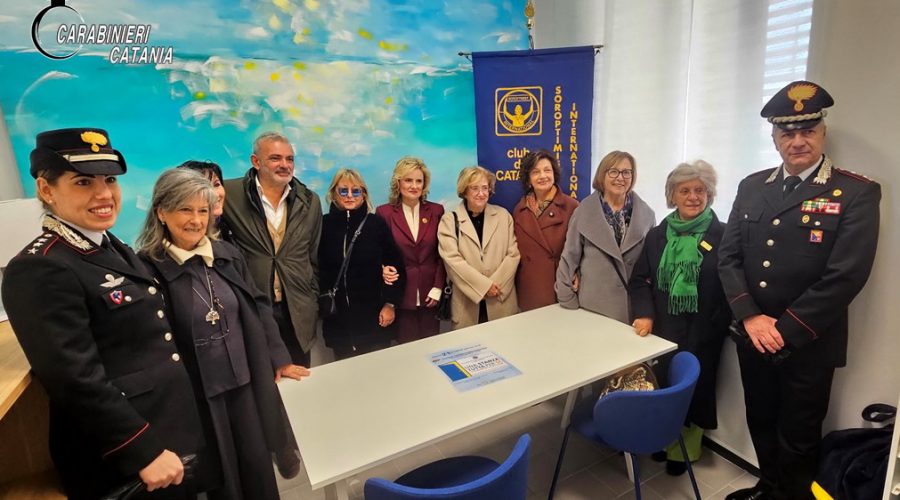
337,187,364,198
607,169,633,180
676,187,708,197
467,185,491,194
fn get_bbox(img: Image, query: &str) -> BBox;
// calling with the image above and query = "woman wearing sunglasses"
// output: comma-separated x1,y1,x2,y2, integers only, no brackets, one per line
318,169,405,360
556,150,655,324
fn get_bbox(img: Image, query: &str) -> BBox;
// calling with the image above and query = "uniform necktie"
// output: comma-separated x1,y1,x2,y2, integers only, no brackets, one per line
783,175,801,199
102,234,126,263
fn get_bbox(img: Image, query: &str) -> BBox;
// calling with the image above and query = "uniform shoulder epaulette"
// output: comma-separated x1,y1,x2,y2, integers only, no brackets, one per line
751,168,775,178
834,168,874,183
749,168,777,183
21,232,60,256
40,214,99,254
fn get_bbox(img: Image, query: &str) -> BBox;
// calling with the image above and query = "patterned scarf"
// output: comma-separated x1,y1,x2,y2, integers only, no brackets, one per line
525,185,557,217
656,207,713,315
601,192,633,246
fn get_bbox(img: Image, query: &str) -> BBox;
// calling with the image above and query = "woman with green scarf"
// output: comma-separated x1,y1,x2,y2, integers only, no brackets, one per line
628,160,731,476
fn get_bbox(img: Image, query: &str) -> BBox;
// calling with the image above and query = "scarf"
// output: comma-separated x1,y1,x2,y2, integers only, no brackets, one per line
656,207,713,315
525,185,557,217
601,192,633,246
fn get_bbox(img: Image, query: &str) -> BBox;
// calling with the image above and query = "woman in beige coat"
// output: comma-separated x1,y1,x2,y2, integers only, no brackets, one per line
555,151,655,324
438,166,520,329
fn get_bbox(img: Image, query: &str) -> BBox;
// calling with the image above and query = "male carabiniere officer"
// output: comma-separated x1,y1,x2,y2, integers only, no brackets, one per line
719,82,881,500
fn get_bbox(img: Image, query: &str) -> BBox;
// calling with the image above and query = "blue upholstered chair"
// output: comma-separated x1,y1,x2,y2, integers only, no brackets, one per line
549,352,702,500
364,433,531,500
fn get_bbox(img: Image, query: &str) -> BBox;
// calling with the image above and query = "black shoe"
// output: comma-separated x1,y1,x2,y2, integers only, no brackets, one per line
651,451,667,462
275,448,301,479
665,459,687,476
724,485,772,500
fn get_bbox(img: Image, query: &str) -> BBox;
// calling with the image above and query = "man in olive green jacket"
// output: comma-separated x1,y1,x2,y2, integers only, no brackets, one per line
222,132,322,366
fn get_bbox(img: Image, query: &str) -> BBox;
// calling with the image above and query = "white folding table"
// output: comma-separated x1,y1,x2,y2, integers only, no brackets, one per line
279,305,677,499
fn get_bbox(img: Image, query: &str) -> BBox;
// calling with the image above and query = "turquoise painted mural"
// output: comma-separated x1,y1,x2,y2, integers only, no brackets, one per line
0,0,528,242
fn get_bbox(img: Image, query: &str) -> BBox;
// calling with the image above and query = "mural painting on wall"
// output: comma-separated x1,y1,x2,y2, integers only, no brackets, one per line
0,0,528,242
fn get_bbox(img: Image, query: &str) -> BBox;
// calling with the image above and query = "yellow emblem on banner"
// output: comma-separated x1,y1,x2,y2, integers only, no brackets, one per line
495,86,542,136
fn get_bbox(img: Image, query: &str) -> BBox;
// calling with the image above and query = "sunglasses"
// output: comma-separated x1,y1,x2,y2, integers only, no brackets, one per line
337,187,364,198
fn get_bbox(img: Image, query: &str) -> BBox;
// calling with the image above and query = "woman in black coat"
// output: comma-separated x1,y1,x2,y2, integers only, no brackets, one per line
137,168,309,500
319,168,405,360
1,129,205,499
628,160,730,476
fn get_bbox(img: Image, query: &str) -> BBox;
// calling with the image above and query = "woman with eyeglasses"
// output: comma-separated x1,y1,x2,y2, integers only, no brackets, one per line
628,161,729,476
319,168,405,359
556,150,655,323
137,168,309,500
438,166,520,329
512,149,579,311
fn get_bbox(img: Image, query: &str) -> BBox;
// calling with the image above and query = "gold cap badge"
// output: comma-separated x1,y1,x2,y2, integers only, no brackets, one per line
80,131,108,153
787,84,817,112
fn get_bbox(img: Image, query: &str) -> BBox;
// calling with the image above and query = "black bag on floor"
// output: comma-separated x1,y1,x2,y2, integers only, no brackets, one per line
812,403,896,500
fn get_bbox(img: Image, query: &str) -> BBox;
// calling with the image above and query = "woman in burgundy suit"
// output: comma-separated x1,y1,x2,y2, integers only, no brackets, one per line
376,157,446,343
513,150,579,311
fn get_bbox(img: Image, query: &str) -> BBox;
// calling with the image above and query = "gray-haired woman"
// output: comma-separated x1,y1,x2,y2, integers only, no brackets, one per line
137,168,309,500
628,160,730,476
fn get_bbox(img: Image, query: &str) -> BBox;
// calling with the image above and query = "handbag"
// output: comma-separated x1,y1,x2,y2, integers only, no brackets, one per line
813,404,896,500
435,212,460,321
318,214,369,319
100,454,197,500
435,282,453,321
597,362,659,400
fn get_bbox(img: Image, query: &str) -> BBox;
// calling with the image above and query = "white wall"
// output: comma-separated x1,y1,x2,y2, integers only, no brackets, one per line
805,0,900,431
533,0,605,49
0,104,24,201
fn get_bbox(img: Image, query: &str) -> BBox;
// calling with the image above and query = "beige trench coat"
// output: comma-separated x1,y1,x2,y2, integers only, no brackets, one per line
438,203,520,329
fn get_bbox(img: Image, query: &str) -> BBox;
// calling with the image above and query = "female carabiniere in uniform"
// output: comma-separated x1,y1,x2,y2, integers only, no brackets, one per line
0,128,205,499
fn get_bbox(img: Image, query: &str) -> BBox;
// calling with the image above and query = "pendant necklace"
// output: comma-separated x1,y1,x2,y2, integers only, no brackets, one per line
191,265,222,325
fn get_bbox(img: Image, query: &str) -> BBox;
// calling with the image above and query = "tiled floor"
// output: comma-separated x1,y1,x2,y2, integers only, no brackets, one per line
274,394,758,500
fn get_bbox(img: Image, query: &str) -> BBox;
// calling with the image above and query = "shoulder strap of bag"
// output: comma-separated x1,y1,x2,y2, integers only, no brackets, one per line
453,211,460,240
328,213,369,293
862,403,897,423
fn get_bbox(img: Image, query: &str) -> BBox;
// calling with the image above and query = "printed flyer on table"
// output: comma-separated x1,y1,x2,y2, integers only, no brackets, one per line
429,344,521,392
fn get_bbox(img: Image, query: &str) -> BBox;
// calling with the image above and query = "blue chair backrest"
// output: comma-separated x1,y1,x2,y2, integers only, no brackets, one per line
364,434,531,500
591,351,701,455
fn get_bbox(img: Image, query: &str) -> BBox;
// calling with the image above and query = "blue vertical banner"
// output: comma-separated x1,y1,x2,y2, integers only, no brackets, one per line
472,46,595,211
